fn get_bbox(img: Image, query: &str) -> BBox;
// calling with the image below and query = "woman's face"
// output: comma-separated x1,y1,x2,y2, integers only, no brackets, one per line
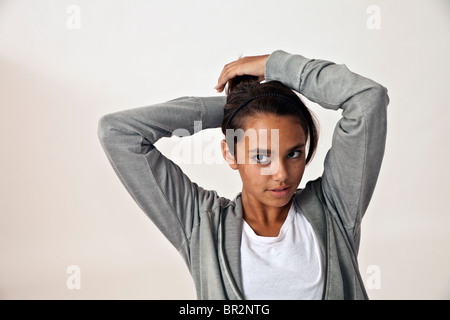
222,113,306,208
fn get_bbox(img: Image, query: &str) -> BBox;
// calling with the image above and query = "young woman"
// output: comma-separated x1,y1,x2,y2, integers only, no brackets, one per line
98,50,389,300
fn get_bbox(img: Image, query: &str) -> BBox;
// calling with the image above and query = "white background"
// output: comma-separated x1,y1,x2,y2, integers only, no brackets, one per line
0,0,449,299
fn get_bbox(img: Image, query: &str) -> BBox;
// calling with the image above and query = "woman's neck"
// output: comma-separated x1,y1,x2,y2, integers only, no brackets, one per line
241,189,293,237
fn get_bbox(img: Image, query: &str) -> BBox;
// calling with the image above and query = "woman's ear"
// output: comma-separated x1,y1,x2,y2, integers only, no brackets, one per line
221,140,238,170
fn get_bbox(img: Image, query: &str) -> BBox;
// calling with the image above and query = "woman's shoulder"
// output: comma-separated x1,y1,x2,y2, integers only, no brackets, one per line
194,190,243,234
195,185,239,214
294,177,323,199
292,177,326,218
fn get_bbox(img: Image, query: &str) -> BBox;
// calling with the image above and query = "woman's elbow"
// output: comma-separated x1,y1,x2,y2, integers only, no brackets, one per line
374,84,390,109
97,113,121,144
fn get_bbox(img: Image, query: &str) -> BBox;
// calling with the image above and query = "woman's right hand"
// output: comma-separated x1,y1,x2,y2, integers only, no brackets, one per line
215,54,269,93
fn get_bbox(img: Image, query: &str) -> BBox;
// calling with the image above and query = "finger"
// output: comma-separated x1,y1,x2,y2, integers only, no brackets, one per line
216,64,232,88
215,70,230,92
216,59,239,83
214,68,226,91
216,63,239,92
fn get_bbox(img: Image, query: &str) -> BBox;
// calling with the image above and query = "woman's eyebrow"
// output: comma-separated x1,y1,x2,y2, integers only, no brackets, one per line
249,148,269,154
288,143,305,151
249,143,305,154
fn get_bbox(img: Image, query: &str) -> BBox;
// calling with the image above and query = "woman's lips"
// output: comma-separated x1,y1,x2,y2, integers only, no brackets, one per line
267,186,291,197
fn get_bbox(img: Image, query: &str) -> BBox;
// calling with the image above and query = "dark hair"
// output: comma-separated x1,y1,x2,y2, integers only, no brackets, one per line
221,75,319,165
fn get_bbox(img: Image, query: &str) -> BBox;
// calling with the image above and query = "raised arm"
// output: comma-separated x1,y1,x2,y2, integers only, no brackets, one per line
97,95,226,260
265,50,389,250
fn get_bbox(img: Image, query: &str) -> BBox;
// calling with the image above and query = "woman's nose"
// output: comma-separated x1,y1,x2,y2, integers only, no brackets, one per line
271,158,288,182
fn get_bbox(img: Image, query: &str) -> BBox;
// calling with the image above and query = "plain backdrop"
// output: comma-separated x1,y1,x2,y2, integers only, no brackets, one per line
0,0,449,299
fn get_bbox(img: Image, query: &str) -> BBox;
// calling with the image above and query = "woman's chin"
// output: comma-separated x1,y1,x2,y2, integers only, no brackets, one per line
263,192,294,207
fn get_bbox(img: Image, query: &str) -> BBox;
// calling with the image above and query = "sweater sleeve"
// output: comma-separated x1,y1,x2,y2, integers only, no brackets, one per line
265,50,389,251
97,95,226,261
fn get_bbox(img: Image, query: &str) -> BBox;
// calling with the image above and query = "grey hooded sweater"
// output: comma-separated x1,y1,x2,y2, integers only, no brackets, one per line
97,50,389,300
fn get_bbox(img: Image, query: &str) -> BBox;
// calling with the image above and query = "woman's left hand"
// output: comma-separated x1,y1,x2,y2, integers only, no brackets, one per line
215,54,269,93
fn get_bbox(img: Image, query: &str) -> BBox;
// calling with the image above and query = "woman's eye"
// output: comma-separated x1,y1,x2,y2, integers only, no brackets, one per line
255,154,271,165
287,150,303,158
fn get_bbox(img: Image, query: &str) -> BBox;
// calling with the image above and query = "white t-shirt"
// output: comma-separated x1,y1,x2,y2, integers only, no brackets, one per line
240,202,325,300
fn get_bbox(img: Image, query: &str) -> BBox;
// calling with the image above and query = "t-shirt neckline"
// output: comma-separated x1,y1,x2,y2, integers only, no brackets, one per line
242,202,296,244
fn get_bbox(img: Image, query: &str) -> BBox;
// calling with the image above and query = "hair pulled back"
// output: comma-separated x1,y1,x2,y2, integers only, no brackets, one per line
221,75,319,165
